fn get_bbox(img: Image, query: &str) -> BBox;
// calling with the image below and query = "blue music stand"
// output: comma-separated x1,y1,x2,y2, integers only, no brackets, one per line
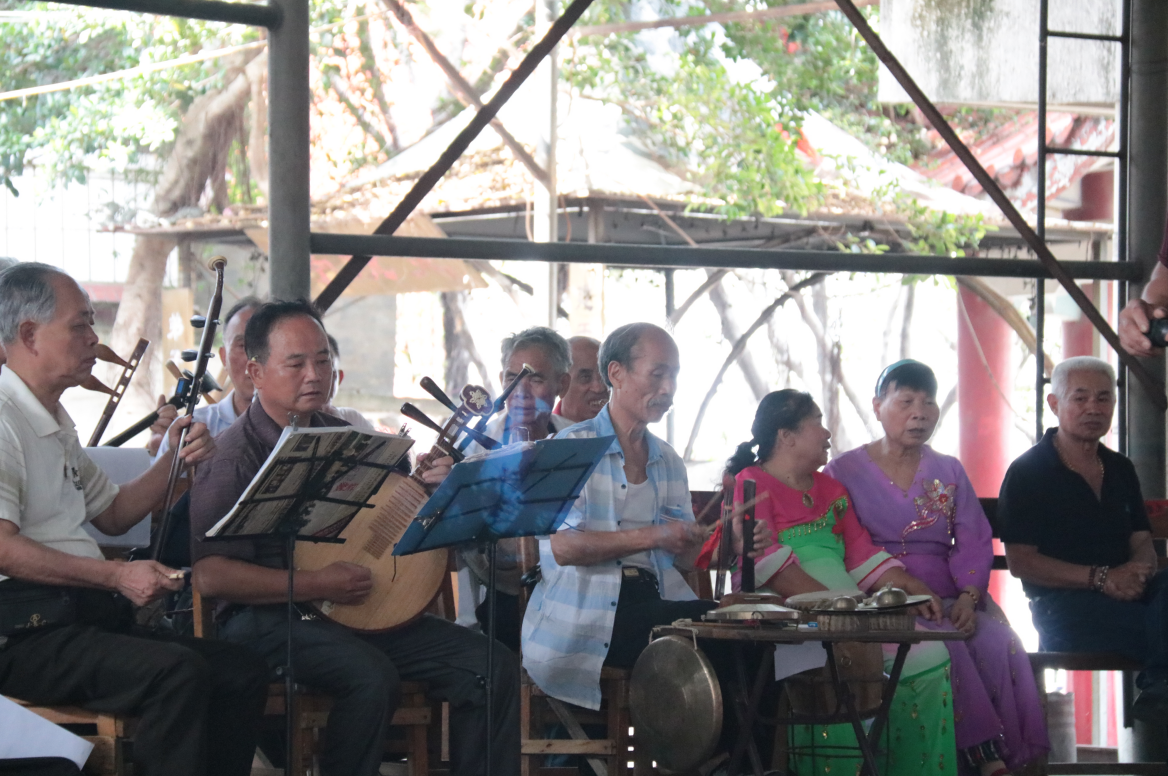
394,434,613,776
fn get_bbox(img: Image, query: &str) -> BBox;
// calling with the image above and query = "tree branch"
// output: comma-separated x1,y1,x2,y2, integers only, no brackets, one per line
684,273,829,461
327,70,392,152
379,0,548,184
956,275,1054,377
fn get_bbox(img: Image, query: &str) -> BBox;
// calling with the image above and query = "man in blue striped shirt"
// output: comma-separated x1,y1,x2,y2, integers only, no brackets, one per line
521,323,771,710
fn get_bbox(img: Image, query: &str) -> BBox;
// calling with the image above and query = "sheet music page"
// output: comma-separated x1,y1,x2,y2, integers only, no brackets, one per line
206,427,413,539
0,695,93,767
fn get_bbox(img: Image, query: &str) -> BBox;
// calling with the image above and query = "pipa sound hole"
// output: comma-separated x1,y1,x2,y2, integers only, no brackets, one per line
363,478,426,559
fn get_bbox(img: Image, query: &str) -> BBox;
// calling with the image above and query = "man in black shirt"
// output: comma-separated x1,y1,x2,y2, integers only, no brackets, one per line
998,356,1168,719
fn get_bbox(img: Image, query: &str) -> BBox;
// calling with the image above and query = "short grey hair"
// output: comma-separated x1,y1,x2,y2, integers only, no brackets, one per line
1051,356,1116,397
501,326,571,376
598,322,670,389
0,262,73,344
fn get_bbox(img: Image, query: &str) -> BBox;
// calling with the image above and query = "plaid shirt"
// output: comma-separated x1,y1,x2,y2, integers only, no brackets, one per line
520,405,697,710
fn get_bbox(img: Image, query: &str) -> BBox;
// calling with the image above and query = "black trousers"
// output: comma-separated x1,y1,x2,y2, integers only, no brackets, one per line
0,624,268,776
604,570,718,669
1031,568,1168,687
221,606,521,776
605,572,763,756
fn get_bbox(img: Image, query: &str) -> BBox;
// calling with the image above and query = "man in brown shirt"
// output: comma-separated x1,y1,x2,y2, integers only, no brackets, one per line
189,299,520,776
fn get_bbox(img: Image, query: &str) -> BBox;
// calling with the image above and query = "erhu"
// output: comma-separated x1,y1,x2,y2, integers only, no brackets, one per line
151,257,228,562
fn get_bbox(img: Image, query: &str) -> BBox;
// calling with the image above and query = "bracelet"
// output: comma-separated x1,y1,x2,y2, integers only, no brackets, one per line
961,587,981,606
1089,565,1109,592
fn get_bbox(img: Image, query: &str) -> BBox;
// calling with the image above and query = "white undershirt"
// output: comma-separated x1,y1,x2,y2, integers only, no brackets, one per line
616,479,656,572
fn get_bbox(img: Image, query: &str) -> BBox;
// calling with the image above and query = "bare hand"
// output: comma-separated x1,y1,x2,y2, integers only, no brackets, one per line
878,568,942,622
654,521,707,556
419,454,454,486
730,515,774,559
311,561,373,605
147,396,176,456
114,560,183,606
166,416,215,467
1119,298,1167,357
948,595,977,635
1104,561,1152,601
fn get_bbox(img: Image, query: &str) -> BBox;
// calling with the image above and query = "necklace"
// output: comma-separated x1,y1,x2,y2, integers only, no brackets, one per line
756,462,812,507
1054,437,1104,481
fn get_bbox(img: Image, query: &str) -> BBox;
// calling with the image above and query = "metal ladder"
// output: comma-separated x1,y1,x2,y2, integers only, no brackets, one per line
1035,0,1131,447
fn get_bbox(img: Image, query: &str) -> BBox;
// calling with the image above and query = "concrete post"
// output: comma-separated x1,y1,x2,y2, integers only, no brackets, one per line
1128,0,1168,761
267,0,311,301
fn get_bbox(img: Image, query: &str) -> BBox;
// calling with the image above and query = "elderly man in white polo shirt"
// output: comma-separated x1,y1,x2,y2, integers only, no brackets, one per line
0,262,267,776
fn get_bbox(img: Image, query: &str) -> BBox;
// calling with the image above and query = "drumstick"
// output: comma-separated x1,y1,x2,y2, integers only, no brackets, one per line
741,480,756,593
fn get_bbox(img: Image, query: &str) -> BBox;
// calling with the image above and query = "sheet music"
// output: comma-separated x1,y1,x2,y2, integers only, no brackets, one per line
0,695,93,768
206,427,413,540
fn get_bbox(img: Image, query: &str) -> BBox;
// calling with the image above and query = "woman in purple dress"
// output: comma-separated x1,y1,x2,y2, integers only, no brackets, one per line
825,360,1049,776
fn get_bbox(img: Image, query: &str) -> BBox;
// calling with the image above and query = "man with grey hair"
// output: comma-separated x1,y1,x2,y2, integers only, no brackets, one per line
521,322,770,725
554,335,609,422
0,262,268,776
0,257,16,367
458,326,575,648
999,355,1168,719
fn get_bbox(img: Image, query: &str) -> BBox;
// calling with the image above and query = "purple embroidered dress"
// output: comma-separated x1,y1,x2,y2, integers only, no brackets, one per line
826,445,1049,772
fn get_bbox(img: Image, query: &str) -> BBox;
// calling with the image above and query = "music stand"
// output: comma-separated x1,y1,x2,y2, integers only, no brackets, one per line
206,426,413,775
394,434,614,776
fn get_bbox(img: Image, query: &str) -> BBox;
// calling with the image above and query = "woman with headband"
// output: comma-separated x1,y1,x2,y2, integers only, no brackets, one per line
725,389,957,776
825,360,1048,776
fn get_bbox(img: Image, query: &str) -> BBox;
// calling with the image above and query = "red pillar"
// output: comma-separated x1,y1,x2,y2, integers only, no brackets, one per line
1063,282,1097,358
958,286,1014,496
958,286,1015,610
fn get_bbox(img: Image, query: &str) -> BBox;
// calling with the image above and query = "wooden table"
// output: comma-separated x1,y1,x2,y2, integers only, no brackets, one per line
652,621,969,776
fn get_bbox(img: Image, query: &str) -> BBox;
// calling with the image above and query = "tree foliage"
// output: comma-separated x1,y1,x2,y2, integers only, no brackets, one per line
564,0,994,254
0,5,264,194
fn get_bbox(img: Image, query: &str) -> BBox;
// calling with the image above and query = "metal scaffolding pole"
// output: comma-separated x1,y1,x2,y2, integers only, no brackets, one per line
48,0,281,27
268,0,312,301
534,0,560,328
307,233,1142,280
1127,3,1168,490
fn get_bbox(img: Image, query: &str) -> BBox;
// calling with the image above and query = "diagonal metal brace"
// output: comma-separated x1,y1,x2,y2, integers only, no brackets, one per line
832,0,1167,411
379,0,550,186
313,0,596,312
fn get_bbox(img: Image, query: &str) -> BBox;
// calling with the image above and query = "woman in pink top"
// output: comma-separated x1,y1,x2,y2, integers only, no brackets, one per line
729,389,956,776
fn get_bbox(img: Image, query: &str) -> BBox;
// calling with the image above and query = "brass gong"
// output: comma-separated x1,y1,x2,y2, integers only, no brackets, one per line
629,635,722,773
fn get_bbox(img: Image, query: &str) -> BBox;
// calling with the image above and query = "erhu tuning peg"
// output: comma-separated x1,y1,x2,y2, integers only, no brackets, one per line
190,315,207,328
181,349,215,363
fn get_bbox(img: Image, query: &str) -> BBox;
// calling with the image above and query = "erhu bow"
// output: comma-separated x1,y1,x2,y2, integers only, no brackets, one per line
84,339,150,447
151,257,228,562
